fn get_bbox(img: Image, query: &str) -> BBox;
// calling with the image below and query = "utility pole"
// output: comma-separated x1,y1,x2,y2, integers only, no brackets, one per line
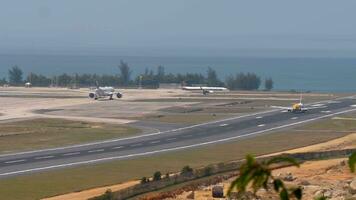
139,75,143,89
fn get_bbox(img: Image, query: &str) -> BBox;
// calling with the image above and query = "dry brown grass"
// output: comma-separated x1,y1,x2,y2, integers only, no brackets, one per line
0,118,140,154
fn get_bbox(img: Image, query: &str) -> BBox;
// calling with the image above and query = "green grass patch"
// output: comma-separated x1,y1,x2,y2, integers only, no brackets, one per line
0,118,140,154
303,117,356,131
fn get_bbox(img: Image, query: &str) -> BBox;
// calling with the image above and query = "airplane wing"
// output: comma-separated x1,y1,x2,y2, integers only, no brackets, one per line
303,105,327,110
271,106,291,109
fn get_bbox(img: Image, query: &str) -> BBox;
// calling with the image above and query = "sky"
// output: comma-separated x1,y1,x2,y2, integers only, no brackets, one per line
1,0,356,56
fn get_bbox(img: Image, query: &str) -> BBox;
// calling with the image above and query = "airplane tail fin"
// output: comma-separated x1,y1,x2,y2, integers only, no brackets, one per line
300,92,303,104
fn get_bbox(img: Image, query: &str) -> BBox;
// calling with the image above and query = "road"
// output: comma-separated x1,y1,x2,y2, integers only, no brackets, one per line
1,96,356,177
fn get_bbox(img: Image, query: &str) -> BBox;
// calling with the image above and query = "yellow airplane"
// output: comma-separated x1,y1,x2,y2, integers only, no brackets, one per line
272,93,322,113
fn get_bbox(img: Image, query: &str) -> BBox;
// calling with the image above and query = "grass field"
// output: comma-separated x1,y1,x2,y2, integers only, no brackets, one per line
0,118,140,154
0,117,353,200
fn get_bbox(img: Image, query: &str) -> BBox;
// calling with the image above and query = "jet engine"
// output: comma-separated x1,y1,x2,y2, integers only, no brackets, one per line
116,92,123,98
203,90,213,95
89,92,96,99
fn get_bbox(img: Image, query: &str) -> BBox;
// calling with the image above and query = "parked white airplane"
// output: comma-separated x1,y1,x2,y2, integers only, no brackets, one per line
89,82,122,100
182,86,228,95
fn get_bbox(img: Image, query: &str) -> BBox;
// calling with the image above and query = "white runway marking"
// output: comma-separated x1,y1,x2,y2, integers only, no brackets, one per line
219,124,228,127
63,152,80,156
35,156,54,160
2,107,356,177
281,110,288,113
112,146,124,149
291,117,298,120
256,116,263,119
5,159,26,164
312,104,325,107
150,140,160,144
166,138,177,141
258,124,265,127
351,105,356,107
88,149,104,153
321,111,332,113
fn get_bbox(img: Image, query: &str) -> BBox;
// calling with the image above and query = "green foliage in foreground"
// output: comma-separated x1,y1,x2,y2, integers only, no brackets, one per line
349,152,356,173
228,155,301,200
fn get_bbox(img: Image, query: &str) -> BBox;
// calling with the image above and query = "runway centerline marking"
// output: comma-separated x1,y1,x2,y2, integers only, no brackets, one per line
256,116,263,119
35,156,54,160
166,138,177,141
291,117,298,120
258,124,265,127
88,149,104,153
63,152,80,156
5,159,26,164
219,124,228,127
2,107,356,177
150,140,160,144
112,146,124,149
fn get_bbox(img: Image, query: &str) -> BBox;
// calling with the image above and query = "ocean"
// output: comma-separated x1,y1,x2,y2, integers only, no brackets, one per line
0,54,355,92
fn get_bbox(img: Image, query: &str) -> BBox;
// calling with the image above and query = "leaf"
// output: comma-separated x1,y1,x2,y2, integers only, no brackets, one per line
314,196,327,200
292,187,303,200
227,178,239,195
279,189,289,200
348,152,356,173
273,179,284,192
267,156,300,167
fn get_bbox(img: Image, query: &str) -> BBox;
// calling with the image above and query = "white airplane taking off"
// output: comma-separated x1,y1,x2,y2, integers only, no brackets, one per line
182,86,228,95
271,93,324,113
89,82,122,100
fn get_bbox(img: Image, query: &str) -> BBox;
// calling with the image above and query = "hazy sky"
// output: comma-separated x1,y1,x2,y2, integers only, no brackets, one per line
1,0,356,56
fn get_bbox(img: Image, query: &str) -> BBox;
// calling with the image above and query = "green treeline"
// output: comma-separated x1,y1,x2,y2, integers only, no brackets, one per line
1,61,274,91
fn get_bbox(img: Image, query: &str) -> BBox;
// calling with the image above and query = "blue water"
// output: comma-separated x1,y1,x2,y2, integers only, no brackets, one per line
0,54,355,92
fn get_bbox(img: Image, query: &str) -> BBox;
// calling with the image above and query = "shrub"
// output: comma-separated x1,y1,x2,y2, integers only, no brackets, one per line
181,165,193,176
90,190,114,200
153,171,162,181
165,172,170,179
141,177,149,184
203,166,213,177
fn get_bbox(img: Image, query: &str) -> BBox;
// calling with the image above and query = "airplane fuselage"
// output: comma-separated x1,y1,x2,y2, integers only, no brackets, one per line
288,103,307,113
89,87,122,100
182,86,228,95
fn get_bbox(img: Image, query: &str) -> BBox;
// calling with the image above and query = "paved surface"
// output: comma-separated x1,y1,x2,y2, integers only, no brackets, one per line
1,96,356,178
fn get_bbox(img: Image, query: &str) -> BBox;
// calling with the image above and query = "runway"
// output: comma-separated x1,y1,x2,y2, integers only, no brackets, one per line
1,96,356,178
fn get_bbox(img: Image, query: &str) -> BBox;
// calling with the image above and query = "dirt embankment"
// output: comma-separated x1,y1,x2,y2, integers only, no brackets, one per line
176,133,356,200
